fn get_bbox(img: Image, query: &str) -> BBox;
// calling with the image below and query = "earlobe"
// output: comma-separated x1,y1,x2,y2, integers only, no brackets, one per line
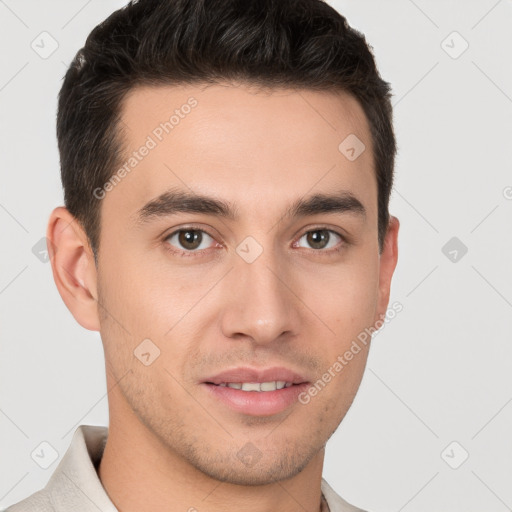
376,215,400,321
46,206,101,331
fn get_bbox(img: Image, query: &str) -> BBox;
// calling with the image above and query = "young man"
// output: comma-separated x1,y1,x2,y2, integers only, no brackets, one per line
7,0,399,511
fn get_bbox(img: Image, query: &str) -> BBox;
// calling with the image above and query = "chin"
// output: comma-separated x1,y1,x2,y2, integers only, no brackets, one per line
186,439,320,486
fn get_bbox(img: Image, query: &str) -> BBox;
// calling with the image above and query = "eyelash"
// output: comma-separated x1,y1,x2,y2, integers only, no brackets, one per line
162,225,348,258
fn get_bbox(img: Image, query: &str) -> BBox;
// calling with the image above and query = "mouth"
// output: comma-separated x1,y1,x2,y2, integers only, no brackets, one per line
206,381,296,391
202,367,310,416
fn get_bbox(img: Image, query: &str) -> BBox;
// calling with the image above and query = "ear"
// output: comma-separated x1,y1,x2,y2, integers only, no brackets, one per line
46,206,100,331
375,215,399,322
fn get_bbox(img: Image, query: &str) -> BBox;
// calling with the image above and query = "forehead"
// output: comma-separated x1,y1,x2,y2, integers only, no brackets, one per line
103,82,376,228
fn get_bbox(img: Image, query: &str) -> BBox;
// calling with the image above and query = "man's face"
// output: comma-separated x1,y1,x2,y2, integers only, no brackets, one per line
93,83,395,484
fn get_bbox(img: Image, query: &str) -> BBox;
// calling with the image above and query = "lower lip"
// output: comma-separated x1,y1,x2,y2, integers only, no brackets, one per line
202,382,310,416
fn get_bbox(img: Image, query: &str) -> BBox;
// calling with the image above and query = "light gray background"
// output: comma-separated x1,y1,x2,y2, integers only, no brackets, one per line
1,1,511,511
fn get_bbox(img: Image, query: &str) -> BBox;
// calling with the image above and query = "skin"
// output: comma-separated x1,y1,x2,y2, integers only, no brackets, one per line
47,82,399,512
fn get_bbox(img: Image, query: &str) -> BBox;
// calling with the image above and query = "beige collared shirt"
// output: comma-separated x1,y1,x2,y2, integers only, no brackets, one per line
5,425,366,512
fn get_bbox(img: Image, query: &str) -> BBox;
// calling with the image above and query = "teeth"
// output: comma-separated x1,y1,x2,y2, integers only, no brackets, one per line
220,381,293,391
260,381,276,391
241,382,261,391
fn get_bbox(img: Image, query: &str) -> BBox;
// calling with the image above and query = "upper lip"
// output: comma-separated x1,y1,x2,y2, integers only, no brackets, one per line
203,366,310,385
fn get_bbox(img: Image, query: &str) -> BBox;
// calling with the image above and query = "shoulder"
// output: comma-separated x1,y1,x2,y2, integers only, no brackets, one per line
321,478,368,512
3,425,112,512
3,488,54,512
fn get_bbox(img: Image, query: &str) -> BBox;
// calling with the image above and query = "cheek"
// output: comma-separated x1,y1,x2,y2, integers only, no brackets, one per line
98,240,171,323
317,259,378,400
97,244,222,373
307,254,380,338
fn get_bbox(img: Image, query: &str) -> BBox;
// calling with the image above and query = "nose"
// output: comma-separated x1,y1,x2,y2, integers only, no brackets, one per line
219,246,302,346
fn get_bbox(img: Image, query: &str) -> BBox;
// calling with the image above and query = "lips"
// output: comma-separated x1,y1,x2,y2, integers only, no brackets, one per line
203,366,309,386
202,366,311,416
217,381,293,391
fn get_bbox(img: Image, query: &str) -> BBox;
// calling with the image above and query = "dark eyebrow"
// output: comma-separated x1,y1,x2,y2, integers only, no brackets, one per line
135,187,366,224
288,191,366,220
135,187,239,223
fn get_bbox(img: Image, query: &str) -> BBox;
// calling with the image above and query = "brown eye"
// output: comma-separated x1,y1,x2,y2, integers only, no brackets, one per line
296,229,343,251
165,229,215,252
